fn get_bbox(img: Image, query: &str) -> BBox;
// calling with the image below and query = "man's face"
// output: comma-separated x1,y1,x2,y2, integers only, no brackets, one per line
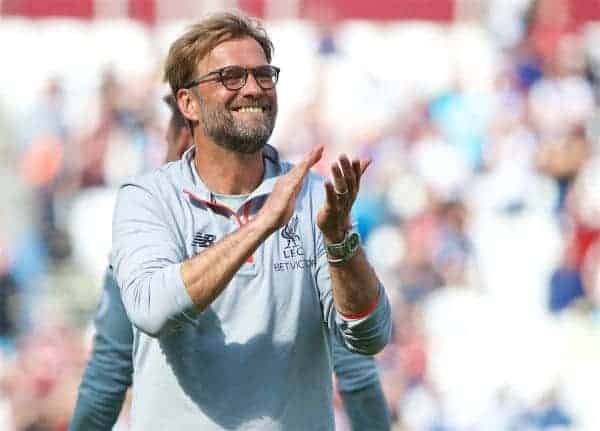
193,37,277,154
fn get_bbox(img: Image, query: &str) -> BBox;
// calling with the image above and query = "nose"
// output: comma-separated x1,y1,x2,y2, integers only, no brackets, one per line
239,71,262,96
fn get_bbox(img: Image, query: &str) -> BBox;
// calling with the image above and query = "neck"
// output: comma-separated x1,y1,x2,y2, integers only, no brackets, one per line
193,139,264,195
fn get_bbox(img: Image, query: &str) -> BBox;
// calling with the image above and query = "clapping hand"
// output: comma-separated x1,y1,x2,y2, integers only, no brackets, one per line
257,146,324,233
316,154,371,243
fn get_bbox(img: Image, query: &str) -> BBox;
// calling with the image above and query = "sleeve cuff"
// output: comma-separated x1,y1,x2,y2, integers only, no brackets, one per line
171,262,195,311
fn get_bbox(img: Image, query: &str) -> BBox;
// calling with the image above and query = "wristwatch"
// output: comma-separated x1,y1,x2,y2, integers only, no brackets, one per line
325,230,361,265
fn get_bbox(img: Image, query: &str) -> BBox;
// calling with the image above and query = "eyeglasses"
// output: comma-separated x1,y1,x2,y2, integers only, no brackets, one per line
184,65,280,91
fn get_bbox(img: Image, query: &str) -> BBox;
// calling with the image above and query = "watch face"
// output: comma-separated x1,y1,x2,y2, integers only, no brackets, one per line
326,231,361,260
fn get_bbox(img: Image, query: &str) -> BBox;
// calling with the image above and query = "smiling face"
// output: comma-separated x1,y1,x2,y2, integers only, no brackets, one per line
190,37,277,154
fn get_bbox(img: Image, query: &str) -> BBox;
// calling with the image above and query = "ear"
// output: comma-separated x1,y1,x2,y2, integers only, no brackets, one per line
177,88,201,122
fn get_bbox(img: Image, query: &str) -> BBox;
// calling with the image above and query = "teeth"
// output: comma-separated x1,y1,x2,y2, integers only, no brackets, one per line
238,107,262,113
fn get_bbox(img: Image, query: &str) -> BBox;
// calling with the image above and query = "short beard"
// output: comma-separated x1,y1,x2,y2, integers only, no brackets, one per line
199,94,276,155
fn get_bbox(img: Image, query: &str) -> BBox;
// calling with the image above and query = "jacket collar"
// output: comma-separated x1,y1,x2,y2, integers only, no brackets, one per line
181,144,283,205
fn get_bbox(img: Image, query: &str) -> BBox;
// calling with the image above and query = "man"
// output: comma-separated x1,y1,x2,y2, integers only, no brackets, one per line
70,95,390,431
111,12,391,430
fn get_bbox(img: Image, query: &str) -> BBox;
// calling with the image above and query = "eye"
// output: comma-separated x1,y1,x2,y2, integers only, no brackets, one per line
255,66,276,78
254,66,279,86
221,67,246,81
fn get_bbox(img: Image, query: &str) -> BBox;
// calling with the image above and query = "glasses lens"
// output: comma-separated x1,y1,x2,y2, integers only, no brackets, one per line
254,66,278,89
220,67,247,89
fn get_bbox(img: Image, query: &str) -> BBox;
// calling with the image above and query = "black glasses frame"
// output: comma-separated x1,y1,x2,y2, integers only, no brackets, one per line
184,65,280,91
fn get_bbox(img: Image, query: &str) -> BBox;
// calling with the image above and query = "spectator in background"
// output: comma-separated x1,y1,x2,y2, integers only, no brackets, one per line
20,78,69,255
548,241,585,314
535,120,591,216
2,324,85,431
526,0,573,66
77,71,122,188
76,70,160,189
0,243,19,342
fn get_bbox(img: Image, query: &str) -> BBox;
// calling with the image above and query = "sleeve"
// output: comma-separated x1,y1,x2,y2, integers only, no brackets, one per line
69,268,133,431
338,378,391,431
313,217,392,356
331,334,379,392
111,181,195,336
331,334,391,429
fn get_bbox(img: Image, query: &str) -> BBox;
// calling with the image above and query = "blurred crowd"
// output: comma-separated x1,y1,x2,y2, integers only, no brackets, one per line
2,0,600,429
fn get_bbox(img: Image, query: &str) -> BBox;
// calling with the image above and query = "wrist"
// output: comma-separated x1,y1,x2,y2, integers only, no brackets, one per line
321,217,352,244
325,229,361,265
323,229,347,244
249,213,277,240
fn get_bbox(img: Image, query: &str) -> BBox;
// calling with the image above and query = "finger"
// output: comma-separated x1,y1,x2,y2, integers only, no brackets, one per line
331,162,348,195
352,159,362,192
338,154,357,196
359,158,372,176
324,181,340,211
353,158,371,192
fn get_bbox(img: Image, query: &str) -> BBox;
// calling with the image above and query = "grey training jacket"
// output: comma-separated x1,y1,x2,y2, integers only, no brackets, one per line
111,145,392,430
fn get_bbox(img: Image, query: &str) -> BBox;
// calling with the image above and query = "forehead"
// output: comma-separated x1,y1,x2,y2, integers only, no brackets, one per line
201,37,268,73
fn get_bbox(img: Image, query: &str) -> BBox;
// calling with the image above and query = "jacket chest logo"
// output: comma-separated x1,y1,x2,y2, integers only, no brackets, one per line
273,215,315,272
281,215,304,259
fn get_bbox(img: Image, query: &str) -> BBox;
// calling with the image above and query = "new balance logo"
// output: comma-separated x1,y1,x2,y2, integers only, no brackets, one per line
192,232,216,248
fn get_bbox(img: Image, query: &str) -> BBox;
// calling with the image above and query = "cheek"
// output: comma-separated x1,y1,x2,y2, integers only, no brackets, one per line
266,91,278,113
211,88,237,108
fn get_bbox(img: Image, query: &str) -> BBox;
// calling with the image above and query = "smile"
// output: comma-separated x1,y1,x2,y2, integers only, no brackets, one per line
231,104,270,114
236,106,263,113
